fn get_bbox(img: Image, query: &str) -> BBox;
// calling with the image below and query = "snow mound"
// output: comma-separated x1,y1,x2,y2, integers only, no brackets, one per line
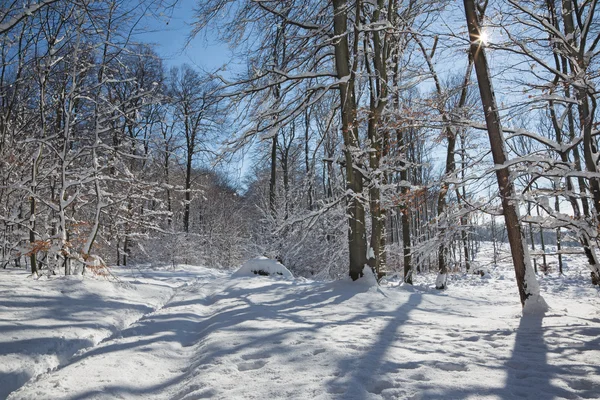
232,257,293,278
359,266,379,288
481,271,493,279
523,294,549,315
435,273,448,289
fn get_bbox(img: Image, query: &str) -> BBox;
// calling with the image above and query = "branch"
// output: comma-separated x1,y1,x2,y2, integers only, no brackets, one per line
0,0,61,35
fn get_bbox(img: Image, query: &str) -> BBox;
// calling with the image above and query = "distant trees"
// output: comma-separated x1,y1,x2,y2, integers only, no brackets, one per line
168,65,223,234
192,0,448,281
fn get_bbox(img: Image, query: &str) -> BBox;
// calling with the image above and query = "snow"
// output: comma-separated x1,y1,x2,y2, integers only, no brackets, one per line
2,244,600,399
0,268,179,398
232,256,293,278
522,293,549,315
435,273,447,289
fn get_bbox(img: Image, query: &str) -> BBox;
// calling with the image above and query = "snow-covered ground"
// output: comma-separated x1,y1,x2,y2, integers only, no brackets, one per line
2,243,600,399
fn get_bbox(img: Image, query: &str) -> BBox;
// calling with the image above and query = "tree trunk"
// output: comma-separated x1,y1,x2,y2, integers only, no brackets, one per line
398,128,412,283
554,194,563,274
435,129,454,289
536,205,548,273
282,139,290,219
164,137,172,227
29,195,37,275
464,0,542,308
305,109,313,211
455,134,471,272
184,150,192,233
116,236,121,266
269,132,277,216
333,0,367,280
527,202,537,274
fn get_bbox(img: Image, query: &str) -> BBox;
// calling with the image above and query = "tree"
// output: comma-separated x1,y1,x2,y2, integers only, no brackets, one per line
0,0,170,273
482,0,600,284
168,65,222,234
463,0,545,308
332,0,368,280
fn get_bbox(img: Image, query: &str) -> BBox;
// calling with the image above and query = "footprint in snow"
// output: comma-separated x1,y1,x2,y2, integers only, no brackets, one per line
312,348,326,356
409,372,430,382
367,379,395,395
435,362,469,372
505,360,528,371
568,378,600,392
237,360,268,371
346,343,369,351
514,371,531,380
327,385,346,394
174,383,217,400
483,334,508,348
241,352,271,361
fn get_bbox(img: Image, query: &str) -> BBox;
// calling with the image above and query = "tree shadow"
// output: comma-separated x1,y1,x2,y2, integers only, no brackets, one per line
327,291,423,399
502,314,571,399
9,276,600,400
28,279,383,399
0,289,159,398
419,313,598,399
0,371,32,399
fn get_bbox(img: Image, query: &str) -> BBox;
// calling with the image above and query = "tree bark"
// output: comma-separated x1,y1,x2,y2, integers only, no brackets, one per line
464,0,540,307
398,128,412,283
366,0,391,278
333,0,368,280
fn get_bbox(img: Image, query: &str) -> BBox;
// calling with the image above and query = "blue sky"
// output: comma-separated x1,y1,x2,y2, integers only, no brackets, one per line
139,0,231,71
135,0,250,186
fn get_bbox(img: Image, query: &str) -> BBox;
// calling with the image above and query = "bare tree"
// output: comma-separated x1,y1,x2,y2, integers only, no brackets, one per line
168,65,222,234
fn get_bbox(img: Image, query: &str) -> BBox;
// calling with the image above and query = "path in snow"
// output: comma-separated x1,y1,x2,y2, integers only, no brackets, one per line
0,268,182,399
4,246,600,399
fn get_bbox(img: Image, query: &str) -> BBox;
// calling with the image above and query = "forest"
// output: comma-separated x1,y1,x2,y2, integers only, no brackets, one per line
1,0,599,308
2,1,600,399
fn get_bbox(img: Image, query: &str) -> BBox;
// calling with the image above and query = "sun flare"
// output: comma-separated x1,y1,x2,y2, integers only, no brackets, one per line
479,29,490,45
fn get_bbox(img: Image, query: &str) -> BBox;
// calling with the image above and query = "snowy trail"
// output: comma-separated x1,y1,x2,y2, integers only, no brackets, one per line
0,270,179,399
6,258,600,400
4,267,230,399
0,265,220,398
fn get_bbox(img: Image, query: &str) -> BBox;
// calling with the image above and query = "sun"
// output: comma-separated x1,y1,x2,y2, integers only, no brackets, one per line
479,29,490,45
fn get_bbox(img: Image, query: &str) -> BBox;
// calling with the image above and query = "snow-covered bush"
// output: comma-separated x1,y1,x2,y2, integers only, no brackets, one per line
232,257,293,278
